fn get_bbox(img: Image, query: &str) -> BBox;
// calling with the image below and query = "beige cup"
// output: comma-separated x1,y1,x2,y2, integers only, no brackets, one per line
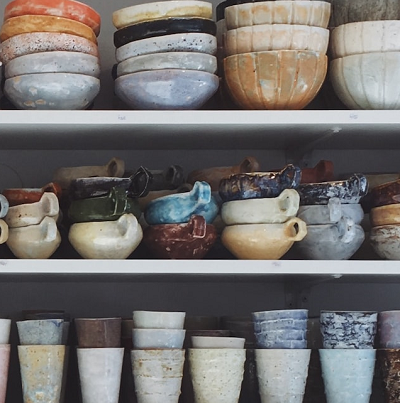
0,344,10,403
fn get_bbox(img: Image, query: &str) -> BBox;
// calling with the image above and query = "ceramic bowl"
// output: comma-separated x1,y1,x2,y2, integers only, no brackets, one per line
253,309,308,322
117,52,217,76
17,319,64,345
0,15,97,44
221,189,300,225
224,50,327,110
132,328,186,349
254,329,307,349
221,217,307,260
4,0,101,35
0,32,99,65
5,51,100,79
219,165,301,202
370,179,400,208
297,174,368,205
378,311,400,348
225,24,329,56
113,0,213,28
115,32,217,62
138,184,193,210
113,17,216,48
75,317,122,348
224,1,331,30
133,311,186,329
365,173,400,190
68,214,143,259
4,73,100,110
370,204,400,227
370,224,400,260
2,182,62,206
330,52,400,110
191,336,245,348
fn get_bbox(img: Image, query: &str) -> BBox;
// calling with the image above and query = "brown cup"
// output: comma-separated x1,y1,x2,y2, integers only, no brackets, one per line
378,349,400,403
74,317,121,348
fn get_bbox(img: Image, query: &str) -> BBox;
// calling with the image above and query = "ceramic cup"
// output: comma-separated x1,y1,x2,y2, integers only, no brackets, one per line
320,311,377,349
319,349,376,403
0,345,10,403
378,311,400,348
189,348,246,403
77,347,124,403
255,349,311,403
18,345,65,403
0,320,11,344
75,317,121,348
377,349,400,403
17,319,64,345
133,311,186,329
0,195,9,219
191,336,245,348
132,328,186,349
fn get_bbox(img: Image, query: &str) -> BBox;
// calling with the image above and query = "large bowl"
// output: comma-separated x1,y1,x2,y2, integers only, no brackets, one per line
115,69,219,110
330,52,400,110
225,24,329,56
4,72,100,110
224,50,327,110
370,224,400,260
225,1,331,30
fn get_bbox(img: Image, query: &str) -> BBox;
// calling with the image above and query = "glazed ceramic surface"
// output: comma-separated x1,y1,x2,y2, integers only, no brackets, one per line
221,189,300,225
191,336,245,348
0,32,99,65
68,214,143,259
0,195,9,219
2,183,62,206
0,320,11,345
301,160,335,184
75,317,121,348
224,51,327,110
0,345,10,403
221,217,307,260
253,309,308,322
377,349,400,403
115,32,217,62
4,73,100,110
133,311,185,329
370,224,400,260
370,204,400,227
138,184,193,210
17,319,64,345
378,311,400,348
225,24,329,56
132,328,186,349
330,52,400,110
320,311,377,349
115,69,219,110
113,17,216,48
0,15,97,44
371,179,400,208
113,1,213,28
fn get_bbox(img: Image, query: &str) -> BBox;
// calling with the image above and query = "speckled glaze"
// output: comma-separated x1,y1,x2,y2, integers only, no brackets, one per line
133,310,186,329
17,319,64,345
0,345,10,403
320,311,377,349
0,320,11,344
2,182,62,206
0,196,9,219
370,224,400,260
0,33,99,65
77,348,124,403
319,349,376,403
18,345,65,403
256,349,311,403
378,311,400,348
377,349,400,403
115,32,217,62
75,317,121,348
192,336,245,349
132,328,186,349
371,179,400,208
253,309,308,322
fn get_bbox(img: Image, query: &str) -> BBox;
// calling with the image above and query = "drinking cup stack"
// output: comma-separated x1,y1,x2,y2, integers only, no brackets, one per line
0,0,101,110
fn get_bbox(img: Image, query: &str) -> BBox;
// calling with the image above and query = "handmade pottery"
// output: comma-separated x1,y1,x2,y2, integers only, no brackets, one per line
142,215,217,259
371,179,400,208
77,348,124,403
253,309,308,322
4,73,100,110
132,328,186,349
370,224,400,260
2,182,62,206
138,184,193,210
221,189,300,225
0,196,9,219
219,165,301,201
225,24,329,56
378,311,400,348
115,69,219,110
185,330,231,348
377,349,400,403
0,32,99,65
191,336,245,348
224,51,327,110
133,310,186,329
0,15,97,44
319,349,376,403
301,160,334,184
224,1,331,30
221,217,307,259
370,204,400,227
0,345,10,403
7,216,61,259
17,319,64,345
320,310,377,349
0,320,11,344
75,317,121,348
18,345,65,403
115,32,217,62
365,173,400,190
297,174,368,205
113,17,216,48
144,182,218,224
68,214,143,259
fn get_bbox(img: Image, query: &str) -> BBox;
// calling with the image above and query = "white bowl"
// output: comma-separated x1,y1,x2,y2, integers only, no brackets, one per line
330,52,400,109
191,336,245,348
132,328,186,349
132,311,186,329
117,52,217,76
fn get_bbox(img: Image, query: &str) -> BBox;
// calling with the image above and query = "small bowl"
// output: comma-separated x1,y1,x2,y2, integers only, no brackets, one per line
75,317,122,348
191,336,245,348
132,328,186,349
17,319,64,345
370,179,400,208
133,311,186,329
370,204,400,227
252,309,308,322
370,224,400,260
115,69,219,110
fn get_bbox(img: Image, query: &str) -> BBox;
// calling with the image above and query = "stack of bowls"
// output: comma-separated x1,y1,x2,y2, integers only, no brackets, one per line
112,1,219,110
294,174,368,260
0,0,101,110
222,1,331,109
219,164,307,259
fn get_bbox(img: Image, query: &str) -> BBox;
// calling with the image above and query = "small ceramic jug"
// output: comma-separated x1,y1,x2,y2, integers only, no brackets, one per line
3,182,62,206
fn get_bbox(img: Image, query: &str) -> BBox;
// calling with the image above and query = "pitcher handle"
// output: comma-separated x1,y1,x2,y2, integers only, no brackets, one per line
284,217,307,242
280,164,302,188
188,215,207,239
277,189,300,216
328,197,342,223
337,217,357,244
106,157,125,177
129,166,152,197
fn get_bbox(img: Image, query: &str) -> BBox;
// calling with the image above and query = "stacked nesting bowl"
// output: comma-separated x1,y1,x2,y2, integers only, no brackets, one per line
112,1,219,110
0,0,101,110
222,0,331,109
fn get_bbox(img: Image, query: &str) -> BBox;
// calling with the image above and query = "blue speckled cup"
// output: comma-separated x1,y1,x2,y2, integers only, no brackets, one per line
17,319,64,345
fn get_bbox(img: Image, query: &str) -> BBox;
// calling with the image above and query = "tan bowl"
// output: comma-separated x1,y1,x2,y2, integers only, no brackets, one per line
370,205,400,227
224,50,327,110
225,1,331,30
225,24,329,56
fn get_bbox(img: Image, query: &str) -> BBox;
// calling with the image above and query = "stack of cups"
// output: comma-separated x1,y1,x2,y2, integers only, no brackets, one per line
319,310,377,403
74,317,123,403
17,318,67,403
0,319,11,403
131,310,186,403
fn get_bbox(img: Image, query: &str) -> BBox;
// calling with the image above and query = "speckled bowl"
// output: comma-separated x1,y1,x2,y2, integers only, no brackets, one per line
115,69,218,110
370,224,400,260
4,72,100,110
132,328,186,349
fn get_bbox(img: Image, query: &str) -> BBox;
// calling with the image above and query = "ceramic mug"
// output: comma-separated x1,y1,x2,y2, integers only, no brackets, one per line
2,182,62,206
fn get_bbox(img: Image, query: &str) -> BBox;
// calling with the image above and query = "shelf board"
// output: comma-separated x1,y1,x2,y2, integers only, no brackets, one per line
1,110,400,150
